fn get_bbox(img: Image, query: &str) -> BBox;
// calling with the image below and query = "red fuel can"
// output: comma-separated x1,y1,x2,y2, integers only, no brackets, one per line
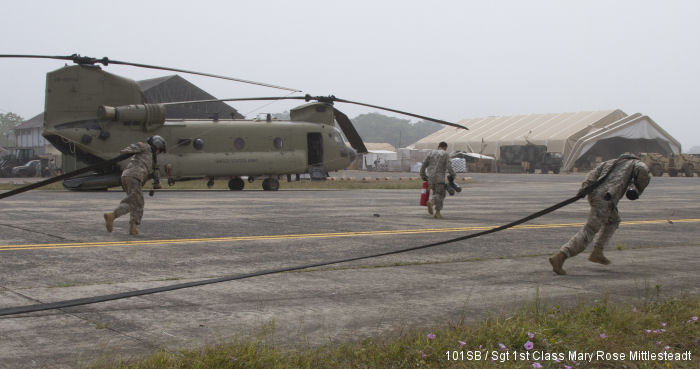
420,181,429,206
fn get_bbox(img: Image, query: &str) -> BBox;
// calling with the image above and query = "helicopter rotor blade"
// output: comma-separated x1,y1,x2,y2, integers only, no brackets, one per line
330,97,467,130
332,108,368,154
0,54,301,92
160,95,468,129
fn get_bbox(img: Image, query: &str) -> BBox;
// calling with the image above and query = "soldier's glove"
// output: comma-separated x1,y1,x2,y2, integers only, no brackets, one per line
421,174,429,182
447,174,455,182
446,184,455,196
576,187,588,198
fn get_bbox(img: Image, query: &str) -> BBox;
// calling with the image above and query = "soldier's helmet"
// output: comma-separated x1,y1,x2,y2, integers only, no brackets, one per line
147,135,167,153
632,161,651,195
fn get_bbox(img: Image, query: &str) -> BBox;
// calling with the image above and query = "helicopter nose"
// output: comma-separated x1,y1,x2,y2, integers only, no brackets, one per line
340,147,357,162
348,147,357,162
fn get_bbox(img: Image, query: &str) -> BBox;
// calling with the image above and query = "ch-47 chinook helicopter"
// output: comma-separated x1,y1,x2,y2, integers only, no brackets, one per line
1,54,467,191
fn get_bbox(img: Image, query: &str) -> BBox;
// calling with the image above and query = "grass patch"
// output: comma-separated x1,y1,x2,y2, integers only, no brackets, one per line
85,296,700,368
50,281,78,288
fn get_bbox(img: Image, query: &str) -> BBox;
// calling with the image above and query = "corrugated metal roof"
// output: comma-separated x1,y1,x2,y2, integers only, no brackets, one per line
16,113,44,129
137,75,244,119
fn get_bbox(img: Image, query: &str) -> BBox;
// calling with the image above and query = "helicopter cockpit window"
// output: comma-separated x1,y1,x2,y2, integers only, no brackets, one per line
234,137,245,150
273,137,283,149
333,127,347,145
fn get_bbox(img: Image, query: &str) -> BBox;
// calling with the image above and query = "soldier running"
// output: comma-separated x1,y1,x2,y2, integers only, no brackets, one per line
104,135,167,235
549,154,650,275
420,141,456,219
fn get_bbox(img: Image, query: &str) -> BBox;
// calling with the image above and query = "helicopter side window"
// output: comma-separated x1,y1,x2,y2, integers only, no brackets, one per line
273,137,283,149
234,137,245,150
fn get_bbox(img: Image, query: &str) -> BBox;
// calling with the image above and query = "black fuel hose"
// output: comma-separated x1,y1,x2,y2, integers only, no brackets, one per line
0,153,133,200
0,157,631,316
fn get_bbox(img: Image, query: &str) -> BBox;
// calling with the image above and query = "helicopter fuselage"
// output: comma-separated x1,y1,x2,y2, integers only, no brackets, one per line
41,65,357,186
46,117,354,178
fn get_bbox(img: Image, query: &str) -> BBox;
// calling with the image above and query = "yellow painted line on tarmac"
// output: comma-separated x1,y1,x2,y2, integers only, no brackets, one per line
1,218,698,252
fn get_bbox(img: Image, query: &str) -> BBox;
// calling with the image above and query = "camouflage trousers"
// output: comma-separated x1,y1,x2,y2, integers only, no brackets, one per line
560,196,620,257
113,176,144,225
430,183,447,211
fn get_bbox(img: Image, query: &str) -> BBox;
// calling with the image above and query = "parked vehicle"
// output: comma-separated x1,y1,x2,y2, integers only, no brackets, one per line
0,148,36,177
639,152,667,177
498,144,562,174
11,159,42,177
667,153,698,177
540,152,563,174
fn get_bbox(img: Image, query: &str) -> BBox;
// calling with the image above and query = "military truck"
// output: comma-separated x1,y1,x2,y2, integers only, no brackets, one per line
540,152,563,174
668,153,698,177
498,144,562,174
639,152,667,177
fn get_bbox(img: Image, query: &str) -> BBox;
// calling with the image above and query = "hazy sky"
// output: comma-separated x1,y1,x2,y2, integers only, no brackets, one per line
1,0,698,149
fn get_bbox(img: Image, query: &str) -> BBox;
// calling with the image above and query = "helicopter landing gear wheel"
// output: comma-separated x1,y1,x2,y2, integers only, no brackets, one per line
228,177,244,191
262,178,279,191
206,178,215,188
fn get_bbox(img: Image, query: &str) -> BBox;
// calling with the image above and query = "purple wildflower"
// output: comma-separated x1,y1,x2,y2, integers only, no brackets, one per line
458,340,466,347
665,346,670,350
524,341,534,350
532,362,543,369
528,331,535,339
564,366,572,369
426,333,436,340
600,333,607,339
498,343,507,351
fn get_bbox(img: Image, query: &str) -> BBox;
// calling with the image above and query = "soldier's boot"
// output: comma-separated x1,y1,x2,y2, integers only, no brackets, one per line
549,252,567,275
104,212,115,233
434,209,443,219
129,222,139,235
588,248,611,265
426,199,434,215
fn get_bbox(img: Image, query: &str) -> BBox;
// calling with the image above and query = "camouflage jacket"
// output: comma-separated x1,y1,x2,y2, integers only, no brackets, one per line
581,157,639,204
120,142,155,183
420,149,456,184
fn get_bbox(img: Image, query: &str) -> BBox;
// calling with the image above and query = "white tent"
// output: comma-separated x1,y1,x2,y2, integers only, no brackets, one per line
562,114,680,170
413,109,681,171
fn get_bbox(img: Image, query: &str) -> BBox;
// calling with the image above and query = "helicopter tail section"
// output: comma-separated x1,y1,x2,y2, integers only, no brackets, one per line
44,65,145,133
42,65,146,164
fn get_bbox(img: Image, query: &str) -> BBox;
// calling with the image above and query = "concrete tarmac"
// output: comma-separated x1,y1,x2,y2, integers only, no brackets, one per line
0,173,698,368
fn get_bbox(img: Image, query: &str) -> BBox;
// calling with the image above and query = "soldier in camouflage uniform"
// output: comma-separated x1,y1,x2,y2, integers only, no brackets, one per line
104,136,166,235
549,155,650,275
420,141,456,219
